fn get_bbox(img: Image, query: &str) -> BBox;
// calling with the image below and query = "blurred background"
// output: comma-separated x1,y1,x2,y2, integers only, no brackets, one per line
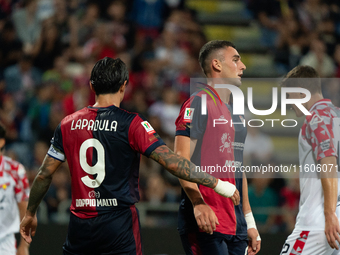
0,0,340,254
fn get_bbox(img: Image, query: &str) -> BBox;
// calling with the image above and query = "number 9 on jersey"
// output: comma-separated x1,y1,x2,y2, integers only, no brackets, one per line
79,138,106,188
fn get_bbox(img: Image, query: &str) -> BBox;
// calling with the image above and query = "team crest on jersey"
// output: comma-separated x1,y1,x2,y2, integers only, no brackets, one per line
184,108,194,123
141,121,155,134
220,133,232,153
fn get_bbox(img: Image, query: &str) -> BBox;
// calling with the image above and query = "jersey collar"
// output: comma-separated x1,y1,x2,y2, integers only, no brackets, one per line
88,104,118,109
309,99,331,112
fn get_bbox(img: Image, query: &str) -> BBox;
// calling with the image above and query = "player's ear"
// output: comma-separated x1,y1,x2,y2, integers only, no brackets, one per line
299,92,307,98
0,138,5,151
89,81,95,92
119,81,127,102
212,59,222,72
120,81,127,92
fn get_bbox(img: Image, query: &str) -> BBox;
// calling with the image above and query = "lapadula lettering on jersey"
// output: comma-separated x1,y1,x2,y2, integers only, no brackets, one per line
70,119,118,132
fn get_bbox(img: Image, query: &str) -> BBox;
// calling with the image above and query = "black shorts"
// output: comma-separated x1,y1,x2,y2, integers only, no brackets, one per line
63,205,142,255
180,231,248,255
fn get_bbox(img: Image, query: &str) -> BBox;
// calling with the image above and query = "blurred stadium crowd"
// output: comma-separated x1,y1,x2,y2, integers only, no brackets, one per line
0,0,339,233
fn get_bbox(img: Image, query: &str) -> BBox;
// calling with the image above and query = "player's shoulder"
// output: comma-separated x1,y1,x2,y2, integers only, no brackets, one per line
3,155,20,168
180,91,204,109
2,155,24,175
305,100,336,124
114,107,145,127
116,107,139,118
61,106,140,123
60,107,90,126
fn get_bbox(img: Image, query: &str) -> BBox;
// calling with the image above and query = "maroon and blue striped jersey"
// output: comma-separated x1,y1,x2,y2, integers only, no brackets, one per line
175,89,247,237
48,105,165,219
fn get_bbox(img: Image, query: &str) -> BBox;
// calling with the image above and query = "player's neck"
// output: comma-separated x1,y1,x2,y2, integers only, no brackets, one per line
93,94,121,108
207,76,232,104
305,93,324,111
214,87,231,104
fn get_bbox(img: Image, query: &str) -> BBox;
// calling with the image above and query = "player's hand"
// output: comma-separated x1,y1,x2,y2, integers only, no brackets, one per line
194,203,219,235
230,189,240,205
213,180,240,205
325,212,340,250
20,213,38,244
247,228,261,255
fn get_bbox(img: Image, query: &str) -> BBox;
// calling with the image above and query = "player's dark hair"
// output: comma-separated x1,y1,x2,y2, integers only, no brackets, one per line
0,123,6,139
90,57,129,95
199,40,236,76
281,65,321,94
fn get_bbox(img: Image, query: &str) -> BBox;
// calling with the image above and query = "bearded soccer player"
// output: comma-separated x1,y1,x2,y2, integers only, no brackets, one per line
0,124,30,255
20,57,240,255
175,40,261,255
280,65,340,255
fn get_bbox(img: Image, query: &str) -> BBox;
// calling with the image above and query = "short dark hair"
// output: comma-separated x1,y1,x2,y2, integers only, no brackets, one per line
90,57,129,95
281,65,321,94
0,123,6,139
198,40,236,76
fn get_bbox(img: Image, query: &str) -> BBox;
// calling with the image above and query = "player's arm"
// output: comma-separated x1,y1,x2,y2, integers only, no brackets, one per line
320,156,340,250
242,173,261,255
149,145,240,202
307,112,340,249
17,201,30,255
175,135,220,234
20,155,63,244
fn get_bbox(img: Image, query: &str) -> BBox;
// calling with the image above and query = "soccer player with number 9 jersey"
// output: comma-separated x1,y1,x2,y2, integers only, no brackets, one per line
20,57,243,255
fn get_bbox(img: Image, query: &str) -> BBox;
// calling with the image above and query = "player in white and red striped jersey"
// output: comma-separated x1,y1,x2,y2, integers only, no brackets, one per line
280,66,340,255
0,124,30,254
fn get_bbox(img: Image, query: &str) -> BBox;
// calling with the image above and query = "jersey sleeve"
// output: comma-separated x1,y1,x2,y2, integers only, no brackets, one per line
128,115,166,157
306,110,337,161
48,122,66,161
14,163,30,202
175,95,207,139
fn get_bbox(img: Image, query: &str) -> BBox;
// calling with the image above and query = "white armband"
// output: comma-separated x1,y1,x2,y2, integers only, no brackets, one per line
47,145,65,162
213,179,236,198
245,212,261,241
